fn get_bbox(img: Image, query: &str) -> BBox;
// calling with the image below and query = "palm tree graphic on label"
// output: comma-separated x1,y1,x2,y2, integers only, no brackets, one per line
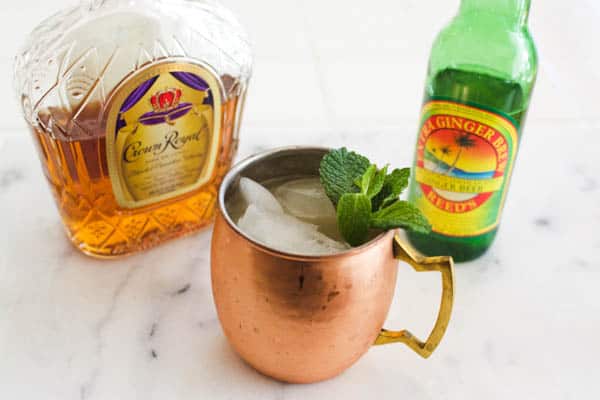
444,132,476,176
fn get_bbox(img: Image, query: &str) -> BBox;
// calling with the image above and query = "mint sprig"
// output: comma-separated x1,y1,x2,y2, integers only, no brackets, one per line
319,148,431,246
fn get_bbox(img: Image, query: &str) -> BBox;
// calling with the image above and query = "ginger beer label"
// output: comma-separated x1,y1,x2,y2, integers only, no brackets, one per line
105,61,223,208
409,100,518,236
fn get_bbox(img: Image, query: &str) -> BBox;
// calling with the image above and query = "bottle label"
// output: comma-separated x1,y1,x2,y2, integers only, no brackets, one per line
410,100,518,237
105,61,223,209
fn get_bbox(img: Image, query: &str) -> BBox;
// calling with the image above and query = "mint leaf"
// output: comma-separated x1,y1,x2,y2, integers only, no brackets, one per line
367,165,388,199
354,164,377,195
370,200,431,234
372,168,410,211
337,193,371,246
319,148,370,205
355,164,388,199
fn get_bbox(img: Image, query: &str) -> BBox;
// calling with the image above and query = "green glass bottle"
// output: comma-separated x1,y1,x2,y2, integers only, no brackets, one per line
407,0,537,262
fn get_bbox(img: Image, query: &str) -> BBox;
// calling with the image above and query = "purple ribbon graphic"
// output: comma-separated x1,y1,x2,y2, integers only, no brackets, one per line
116,72,213,132
170,72,209,91
171,72,213,106
116,75,159,132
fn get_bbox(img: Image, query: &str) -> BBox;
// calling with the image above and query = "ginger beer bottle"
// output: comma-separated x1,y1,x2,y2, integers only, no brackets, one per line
407,0,537,262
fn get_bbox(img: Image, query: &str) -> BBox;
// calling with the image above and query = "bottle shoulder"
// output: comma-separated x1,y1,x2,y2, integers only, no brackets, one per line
14,0,252,124
429,16,537,87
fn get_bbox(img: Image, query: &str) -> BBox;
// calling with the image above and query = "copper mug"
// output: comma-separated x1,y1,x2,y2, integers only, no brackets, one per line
211,147,455,383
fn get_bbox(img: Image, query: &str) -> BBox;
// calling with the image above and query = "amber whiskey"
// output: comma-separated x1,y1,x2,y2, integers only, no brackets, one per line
15,1,252,257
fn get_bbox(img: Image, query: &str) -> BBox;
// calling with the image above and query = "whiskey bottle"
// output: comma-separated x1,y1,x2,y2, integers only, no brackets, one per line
14,0,253,257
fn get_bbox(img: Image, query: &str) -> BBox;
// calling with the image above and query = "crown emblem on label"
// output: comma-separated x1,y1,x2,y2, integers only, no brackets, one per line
150,88,182,112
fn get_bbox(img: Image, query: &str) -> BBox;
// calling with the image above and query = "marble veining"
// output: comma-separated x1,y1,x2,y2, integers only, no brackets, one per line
79,265,137,400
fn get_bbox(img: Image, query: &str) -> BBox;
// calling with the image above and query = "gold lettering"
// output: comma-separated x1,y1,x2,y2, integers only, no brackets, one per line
455,202,467,213
123,127,205,163
426,190,436,201
435,116,445,128
464,121,475,133
493,137,506,148
444,201,453,212
451,117,463,130
497,160,507,172
475,123,486,137
422,119,435,137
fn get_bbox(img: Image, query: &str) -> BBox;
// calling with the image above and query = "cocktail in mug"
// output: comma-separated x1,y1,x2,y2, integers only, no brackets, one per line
211,147,455,383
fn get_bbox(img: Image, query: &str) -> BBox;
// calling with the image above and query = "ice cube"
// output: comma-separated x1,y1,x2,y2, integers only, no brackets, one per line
237,204,349,256
273,178,337,222
239,177,283,214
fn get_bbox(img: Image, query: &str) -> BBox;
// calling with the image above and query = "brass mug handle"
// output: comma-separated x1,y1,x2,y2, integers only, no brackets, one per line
374,235,455,358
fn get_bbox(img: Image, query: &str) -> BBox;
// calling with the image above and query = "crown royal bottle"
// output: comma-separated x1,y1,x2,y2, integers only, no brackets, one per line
14,0,252,257
407,0,537,262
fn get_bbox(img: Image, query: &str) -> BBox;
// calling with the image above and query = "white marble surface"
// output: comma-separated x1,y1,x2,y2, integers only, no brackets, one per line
1,0,600,399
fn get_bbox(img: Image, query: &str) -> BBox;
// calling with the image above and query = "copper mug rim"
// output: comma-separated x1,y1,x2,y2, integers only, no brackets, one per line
217,145,389,262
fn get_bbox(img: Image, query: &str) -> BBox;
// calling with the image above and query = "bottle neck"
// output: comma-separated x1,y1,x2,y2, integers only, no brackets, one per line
459,0,531,26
